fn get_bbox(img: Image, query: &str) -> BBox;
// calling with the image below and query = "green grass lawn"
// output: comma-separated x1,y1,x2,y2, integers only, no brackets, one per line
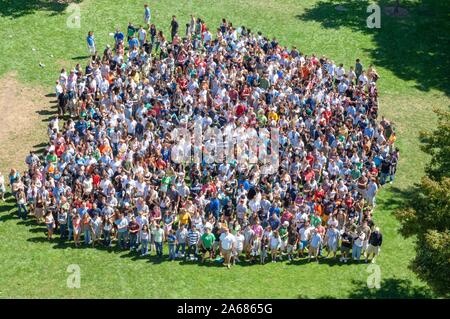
0,0,448,298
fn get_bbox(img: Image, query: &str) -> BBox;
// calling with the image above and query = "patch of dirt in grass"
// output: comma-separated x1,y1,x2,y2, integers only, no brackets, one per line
0,72,54,174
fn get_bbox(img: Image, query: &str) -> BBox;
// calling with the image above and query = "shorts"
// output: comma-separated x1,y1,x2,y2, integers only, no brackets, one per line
201,247,212,254
362,240,369,251
327,242,338,252
46,223,54,231
367,244,380,256
341,246,351,254
300,240,309,250
35,207,44,219
287,244,297,253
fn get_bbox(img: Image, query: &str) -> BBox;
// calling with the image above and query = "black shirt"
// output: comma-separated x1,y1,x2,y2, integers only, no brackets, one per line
341,232,352,248
171,20,179,35
369,231,383,246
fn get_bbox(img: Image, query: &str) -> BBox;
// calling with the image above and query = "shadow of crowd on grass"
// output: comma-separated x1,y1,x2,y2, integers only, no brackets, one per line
0,194,433,298
0,193,405,269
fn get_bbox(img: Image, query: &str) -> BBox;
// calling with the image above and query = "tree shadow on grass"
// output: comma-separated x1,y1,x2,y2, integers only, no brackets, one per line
0,0,83,19
376,184,421,212
348,277,434,298
297,277,433,298
297,0,450,96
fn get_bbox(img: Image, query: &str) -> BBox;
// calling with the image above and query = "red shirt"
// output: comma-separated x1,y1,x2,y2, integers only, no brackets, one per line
304,170,315,182
235,104,247,117
92,174,101,187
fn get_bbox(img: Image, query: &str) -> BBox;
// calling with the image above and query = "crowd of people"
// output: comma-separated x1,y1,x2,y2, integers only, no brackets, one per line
5,8,397,268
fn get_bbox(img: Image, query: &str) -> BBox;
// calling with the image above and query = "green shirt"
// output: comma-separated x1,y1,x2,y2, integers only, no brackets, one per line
152,228,164,243
201,233,215,249
46,154,57,164
279,226,288,239
311,215,322,227
351,169,361,180
259,78,269,90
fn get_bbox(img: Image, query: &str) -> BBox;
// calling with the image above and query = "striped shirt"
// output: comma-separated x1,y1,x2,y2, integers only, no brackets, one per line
187,230,200,246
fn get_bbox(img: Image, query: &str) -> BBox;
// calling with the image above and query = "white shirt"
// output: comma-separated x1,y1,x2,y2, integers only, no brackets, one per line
220,232,236,250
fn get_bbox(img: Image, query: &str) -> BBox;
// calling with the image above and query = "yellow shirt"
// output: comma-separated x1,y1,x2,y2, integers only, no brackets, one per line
179,212,191,226
268,111,279,122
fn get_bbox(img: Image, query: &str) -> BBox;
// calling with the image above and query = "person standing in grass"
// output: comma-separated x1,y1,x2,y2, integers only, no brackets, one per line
140,224,150,256
186,224,200,261
175,224,188,258
167,229,177,261
144,4,151,26
170,15,179,41
90,212,102,248
366,227,383,263
128,215,140,252
103,216,113,247
324,224,340,259
57,209,68,240
355,58,363,82
269,230,282,263
127,22,136,42
340,226,352,263
233,229,245,264
115,212,129,250
153,222,165,258
87,31,96,55
0,171,6,201
286,225,300,261
72,213,81,247
45,211,55,240
199,226,215,263
82,212,92,246
16,188,28,220
299,221,312,257
352,229,365,261
137,25,147,48
148,24,157,49
308,228,323,262
219,227,236,269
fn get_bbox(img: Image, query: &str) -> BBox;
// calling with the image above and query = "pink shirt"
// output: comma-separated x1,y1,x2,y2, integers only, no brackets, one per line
252,224,263,238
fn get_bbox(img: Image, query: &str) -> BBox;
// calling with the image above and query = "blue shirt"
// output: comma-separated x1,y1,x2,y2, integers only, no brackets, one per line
310,233,322,248
209,198,220,214
114,32,124,43
269,216,280,230
145,7,151,19
87,35,95,47
128,37,139,49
